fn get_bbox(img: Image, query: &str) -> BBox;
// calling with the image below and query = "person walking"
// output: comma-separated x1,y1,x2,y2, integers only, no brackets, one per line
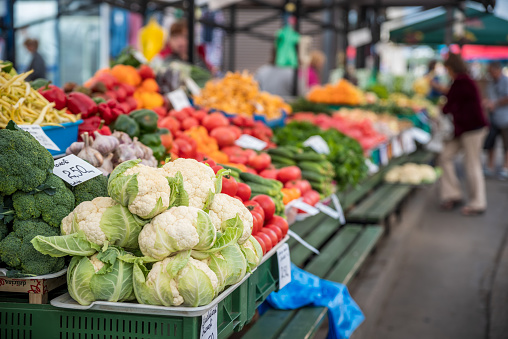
483,62,508,178
438,53,488,216
24,38,46,81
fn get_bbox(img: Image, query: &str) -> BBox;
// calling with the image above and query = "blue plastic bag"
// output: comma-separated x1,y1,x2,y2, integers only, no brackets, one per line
264,264,364,339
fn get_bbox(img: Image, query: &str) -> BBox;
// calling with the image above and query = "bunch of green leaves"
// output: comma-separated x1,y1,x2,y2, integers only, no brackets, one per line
290,97,333,115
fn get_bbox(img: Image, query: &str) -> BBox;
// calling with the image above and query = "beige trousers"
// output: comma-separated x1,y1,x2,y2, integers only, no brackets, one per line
439,128,487,210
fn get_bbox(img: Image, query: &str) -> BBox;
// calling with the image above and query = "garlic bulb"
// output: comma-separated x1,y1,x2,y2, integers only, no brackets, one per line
66,141,84,155
77,132,104,167
93,131,119,156
115,143,138,165
112,131,132,145
140,157,158,168
99,153,114,175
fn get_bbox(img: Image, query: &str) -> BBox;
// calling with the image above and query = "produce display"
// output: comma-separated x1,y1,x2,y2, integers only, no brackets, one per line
307,79,364,106
384,163,440,185
193,71,291,119
0,64,80,128
334,108,413,138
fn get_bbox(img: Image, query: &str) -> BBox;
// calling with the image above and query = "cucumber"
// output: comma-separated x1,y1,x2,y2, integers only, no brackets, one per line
240,172,283,189
270,154,297,166
267,147,296,158
297,161,332,175
301,170,327,182
293,152,327,162
249,185,279,196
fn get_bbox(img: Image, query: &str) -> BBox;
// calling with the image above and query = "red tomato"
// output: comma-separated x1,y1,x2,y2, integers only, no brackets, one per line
221,145,242,157
260,228,279,247
181,117,199,130
231,115,245,127
201,159,216,167
202,112,229,131
243,149,257,162
232,196,243,202
284,180,312,195
266,216,289,236
169,109,189,122
236,183,251,202
252,195,275,221
303,190,321,206
229,154,249,165
210,127,236,147
277,166,302,184
259,169,279,180
248,153,271,172
245,167,257,174
254,235,267,255
221,176,238,196
265,225,283,241
158,116,181,135
229,125,242,139
190,109,207,122
211,165,224,174
244,200,265,220
251,211,263,235
256,232,273,252
174,138,196,158
243,117,255,127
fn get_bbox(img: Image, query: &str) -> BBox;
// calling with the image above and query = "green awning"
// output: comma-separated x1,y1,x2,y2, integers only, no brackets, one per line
390,8,508,46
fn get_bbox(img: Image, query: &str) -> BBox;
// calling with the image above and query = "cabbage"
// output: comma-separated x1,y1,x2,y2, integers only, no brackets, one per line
108,159,172,219
31,198,148,257
67,247,136,306
240,236,264,272
203,244,247,293
133,250,219,307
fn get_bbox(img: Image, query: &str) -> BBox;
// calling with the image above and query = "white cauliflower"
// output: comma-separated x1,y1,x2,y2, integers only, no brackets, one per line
138,206,216,260
419,164,437,182
384,168,401,183
160,158,216,209
89,254,105,273
208,193,253,244
146,257,184,306
61,197,117,245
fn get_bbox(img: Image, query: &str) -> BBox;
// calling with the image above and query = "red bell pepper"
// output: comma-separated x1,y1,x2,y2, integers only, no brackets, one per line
39,85,67,110
67,92,97,118
78,116,101,141
97,102,120,125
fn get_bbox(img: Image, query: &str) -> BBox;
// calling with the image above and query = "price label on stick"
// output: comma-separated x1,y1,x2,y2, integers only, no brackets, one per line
365,158,379,174
132,50,148,64
290,199,320,216
234,134,267,151
19,125,60,151
315,202,340,219
392,138,403,158
402,130,417,154
277,243,291,289
53,155,102,186
331,194,346,225
200,305,218,339
185,77,201,96
411,127,431,144
379,145,388,166
167,89,191,111
303,135,330,154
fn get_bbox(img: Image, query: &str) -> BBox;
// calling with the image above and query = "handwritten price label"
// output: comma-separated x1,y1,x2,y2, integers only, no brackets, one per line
277,243,291,289
167,89,191,111
234,134,267,151
200,305,218,339
331,194,346,225
303,135,330,154
19,125,60,151
53,155,102,186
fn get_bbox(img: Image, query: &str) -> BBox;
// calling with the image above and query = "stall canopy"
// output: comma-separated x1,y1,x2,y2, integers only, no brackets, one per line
390,7,508,46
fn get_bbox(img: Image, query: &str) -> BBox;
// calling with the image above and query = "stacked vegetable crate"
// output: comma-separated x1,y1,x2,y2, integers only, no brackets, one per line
0,240,284,339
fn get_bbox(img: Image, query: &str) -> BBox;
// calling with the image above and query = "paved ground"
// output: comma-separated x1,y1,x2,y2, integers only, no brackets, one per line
341,176,508,339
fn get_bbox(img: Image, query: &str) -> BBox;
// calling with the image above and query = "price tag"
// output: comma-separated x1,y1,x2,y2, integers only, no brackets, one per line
379,144,388,166
276,243,291,289
315,202,340,219
331,194,345,225
200,305,218,339
254,103,264,113
290,199,320,216
167,89,191,111
402,130,417,154
185,77,201,96
132,50,148,64
53,155,102,186
19,125,60,151
234,134,267,151
411,127,431,144
392,138,403,157
365,158,379,174
303,135,330,155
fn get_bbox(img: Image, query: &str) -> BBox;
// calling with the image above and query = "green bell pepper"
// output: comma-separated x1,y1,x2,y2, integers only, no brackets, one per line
129,109,159,134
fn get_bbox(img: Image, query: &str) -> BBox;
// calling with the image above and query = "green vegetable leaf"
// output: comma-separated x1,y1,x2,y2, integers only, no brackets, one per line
99,204,147,250
206,215,243,253
67,256,96,306
164,250,191,278
27,183,57,196
31,231,101,257
108,173,139,207
167,172,189,207
193,209,217,251
178,261,215,307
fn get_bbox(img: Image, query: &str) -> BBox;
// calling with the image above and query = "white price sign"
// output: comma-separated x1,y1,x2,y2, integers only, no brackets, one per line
234,134,267,151
303,135,330,155
19,125,60,151
315,202,340,219
53,155,102,186
277,243,291,289
411,127,431,144
185,77,201,96
402,130,417,154
365,158,379,174
200,305,218,339
290,199,320,216
167,89,191,111
392,138,403,157
379,145,388,166
331,194,346,225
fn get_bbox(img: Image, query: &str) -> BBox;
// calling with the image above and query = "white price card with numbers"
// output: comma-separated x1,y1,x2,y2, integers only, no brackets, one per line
277,243,291,289
53,155,102,186
303,135,330,154
234,134,267,151
402,130,417,154
185,77,201,96
19,125,60,151
167,89,191,111
410,127,431,144
200,305,218,339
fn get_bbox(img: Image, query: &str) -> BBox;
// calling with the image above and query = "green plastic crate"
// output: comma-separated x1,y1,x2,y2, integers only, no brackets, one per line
0,253,280,339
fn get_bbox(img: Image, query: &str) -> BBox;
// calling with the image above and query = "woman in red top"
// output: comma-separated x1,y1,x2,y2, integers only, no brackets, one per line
438,53,488,215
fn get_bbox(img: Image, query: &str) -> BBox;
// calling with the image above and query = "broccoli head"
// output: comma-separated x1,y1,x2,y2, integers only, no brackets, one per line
0,223,8,241
0,218,65,276
71,174,108,207
0,121,54,195
12,174,75,227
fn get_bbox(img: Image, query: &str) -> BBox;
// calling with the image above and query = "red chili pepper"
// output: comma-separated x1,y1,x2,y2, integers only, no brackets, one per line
39,85,67,110
67,92,97,118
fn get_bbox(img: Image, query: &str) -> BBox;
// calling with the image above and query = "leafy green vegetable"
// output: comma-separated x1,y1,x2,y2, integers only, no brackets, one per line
290,97,333,115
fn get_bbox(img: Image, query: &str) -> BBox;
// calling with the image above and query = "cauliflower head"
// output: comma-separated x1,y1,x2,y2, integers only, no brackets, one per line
138,206,216,260
208,193,253,244
160,158,216,209
145,257,185,306
385,168,401,183
419,164,437,182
